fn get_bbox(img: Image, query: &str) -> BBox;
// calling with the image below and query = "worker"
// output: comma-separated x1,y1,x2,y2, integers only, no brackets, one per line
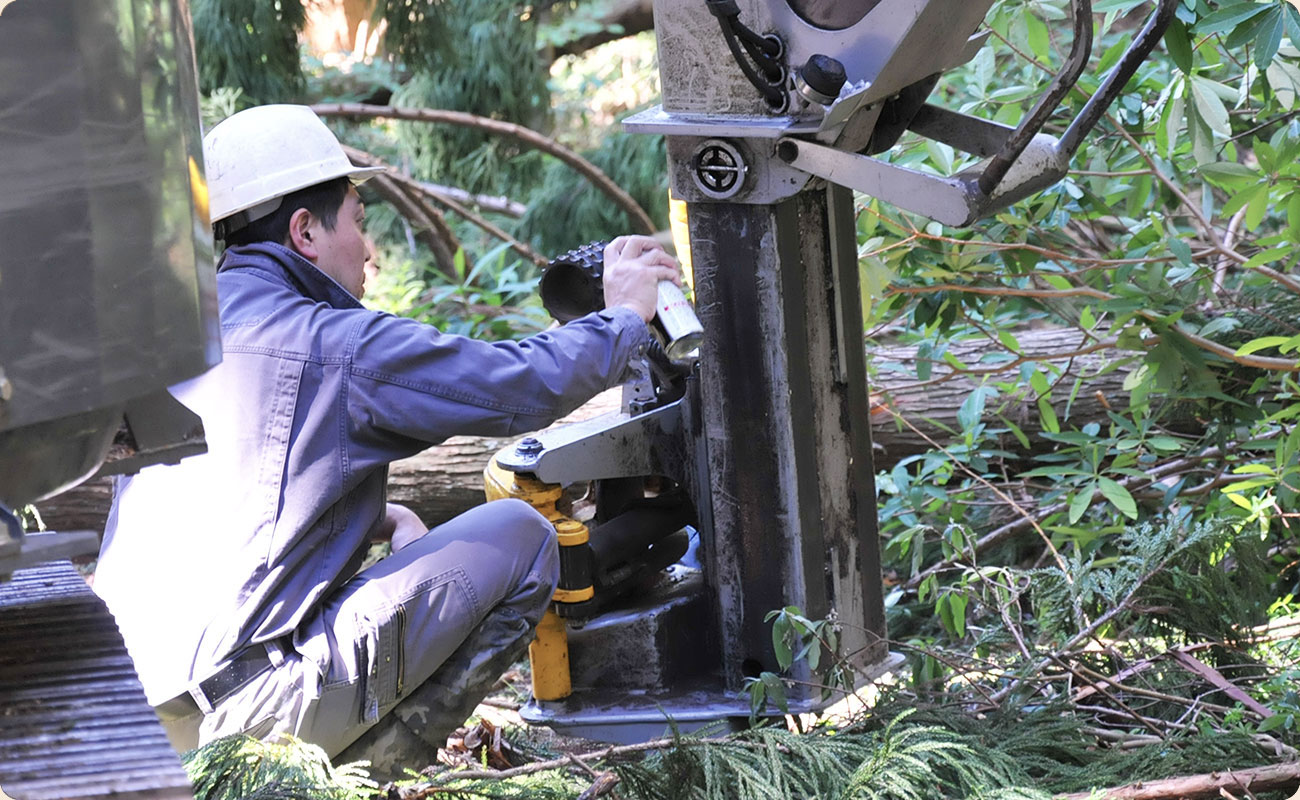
92,104,680,774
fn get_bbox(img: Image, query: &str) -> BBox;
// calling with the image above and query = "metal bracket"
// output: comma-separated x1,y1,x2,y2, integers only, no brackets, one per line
496,397,689,487
777,0,1176,225
0,503,21,564
0,503,99,580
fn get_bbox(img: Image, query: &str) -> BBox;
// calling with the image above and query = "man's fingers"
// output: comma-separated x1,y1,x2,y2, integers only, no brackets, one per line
605,237,629,261
657,266,684,286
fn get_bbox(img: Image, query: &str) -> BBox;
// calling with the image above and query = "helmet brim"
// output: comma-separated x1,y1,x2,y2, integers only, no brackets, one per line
347,165,388,184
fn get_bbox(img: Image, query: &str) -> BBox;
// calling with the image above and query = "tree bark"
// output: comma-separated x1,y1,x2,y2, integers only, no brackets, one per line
35,328,1175,534
1054,760,1300,800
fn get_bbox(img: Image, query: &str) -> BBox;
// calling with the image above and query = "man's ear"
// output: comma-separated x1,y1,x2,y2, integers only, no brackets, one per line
287,207,318,261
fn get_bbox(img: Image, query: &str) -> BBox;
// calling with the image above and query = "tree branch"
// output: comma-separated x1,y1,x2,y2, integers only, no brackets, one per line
315,102,657,235
1053,761,1300,800
344,145,549,268
367,174,461,281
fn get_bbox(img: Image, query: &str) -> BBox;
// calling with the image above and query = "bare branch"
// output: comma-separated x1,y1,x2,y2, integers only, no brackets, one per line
1054,761,1300,800
316,102,657,234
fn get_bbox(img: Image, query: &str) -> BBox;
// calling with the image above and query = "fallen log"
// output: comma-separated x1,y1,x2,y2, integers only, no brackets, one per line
1054,760,1300,800
36,328,1172,533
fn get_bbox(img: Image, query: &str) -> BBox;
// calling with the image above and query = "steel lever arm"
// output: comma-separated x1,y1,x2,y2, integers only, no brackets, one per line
780,0,1177,226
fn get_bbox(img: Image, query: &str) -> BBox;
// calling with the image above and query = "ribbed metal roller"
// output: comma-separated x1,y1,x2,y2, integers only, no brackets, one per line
0,562,192,800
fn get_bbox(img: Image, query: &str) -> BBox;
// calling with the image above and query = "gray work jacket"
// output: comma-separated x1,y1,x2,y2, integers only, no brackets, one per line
94,242,648,705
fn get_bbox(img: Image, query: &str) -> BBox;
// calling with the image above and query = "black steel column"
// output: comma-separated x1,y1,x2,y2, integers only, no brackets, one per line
689,183,885,694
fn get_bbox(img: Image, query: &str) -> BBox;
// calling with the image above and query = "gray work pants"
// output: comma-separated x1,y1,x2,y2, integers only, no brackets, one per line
169,498,558,777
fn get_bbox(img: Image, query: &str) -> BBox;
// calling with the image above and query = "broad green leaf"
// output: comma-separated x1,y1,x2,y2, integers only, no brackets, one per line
998,415,1032,450
1197,161,1261,186
1169,236,1192,266
1145,435,1185,452
1258,714,1290,733
1093,0,1144,11
1190,76,1231,135
1029,369,1051,397
749,678,766,716
1160,90,1185,158
1098,476,1138,519
1027,12,1051,60
760,672,789,713
1068,484,1094,524
771,614,793,668
1254,7,1285,68
1164,17,1194,73
1194,2,1271,35
1236,335,1290,356
1242,246,1290,270
1222,477,1276,493
1289,193,1300,242
1237,463,1279,476
958,387,989,431
1038,396,1061,433
1225,492,1254,510
1222,182,1269,218
1245,185,1272,230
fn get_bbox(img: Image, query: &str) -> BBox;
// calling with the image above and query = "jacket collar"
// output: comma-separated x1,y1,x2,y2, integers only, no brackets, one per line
217,242,363,311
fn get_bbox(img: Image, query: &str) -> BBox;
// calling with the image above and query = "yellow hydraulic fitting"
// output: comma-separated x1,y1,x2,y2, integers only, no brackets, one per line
484,446,596,701
484,455,564,521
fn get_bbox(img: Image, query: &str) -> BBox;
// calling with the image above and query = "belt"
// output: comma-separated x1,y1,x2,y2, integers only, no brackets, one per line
195,645,275,709
155,643,276,718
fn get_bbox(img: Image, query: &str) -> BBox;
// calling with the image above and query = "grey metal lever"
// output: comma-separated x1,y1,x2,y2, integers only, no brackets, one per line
780,0,1177,225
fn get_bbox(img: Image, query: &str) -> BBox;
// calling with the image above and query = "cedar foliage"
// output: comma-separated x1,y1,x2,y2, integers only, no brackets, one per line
183,734,375,800
191,0,305,103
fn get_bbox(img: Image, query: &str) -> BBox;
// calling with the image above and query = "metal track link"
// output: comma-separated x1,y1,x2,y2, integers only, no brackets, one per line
0,562,192,800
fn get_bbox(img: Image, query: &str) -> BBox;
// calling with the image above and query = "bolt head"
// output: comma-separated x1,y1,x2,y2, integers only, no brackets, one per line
516,437,543,457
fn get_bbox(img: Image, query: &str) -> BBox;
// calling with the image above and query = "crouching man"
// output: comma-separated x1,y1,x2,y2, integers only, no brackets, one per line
94,104,680,775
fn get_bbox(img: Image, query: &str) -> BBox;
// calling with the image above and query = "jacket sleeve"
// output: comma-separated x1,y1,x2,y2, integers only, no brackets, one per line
345,305,650,448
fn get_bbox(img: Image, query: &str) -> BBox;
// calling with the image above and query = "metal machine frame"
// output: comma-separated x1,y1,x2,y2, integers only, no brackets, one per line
496,0,1176,741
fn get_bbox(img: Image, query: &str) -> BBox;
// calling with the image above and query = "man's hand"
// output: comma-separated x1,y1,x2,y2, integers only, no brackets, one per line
369,502,429,553
602,235,683,322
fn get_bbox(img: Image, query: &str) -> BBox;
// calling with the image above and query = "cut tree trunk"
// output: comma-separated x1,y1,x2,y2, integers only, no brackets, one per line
37,328,1179,534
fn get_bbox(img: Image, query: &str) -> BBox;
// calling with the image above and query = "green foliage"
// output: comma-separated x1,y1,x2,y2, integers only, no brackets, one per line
182,734,375,800
385,0,552,197
617,712,1043,800
367,241,551,340
191,0,305,103
1028,517,1273,646
517,127,669,256
862,703,1270,793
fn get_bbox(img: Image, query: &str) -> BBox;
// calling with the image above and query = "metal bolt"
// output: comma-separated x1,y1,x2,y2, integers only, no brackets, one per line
516,437,544,457
692,139,747,200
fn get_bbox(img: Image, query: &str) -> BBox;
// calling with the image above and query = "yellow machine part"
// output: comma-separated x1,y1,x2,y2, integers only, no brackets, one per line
483,450,585,700
529,609,572,701
668,193,694,289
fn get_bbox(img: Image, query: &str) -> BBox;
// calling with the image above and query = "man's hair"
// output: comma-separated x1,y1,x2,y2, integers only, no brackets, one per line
219,177,351,247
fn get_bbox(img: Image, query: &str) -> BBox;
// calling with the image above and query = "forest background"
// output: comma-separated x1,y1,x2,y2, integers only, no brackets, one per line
171,0,1300,797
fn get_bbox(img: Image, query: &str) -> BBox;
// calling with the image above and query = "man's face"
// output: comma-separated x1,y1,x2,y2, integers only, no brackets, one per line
309,187,370,299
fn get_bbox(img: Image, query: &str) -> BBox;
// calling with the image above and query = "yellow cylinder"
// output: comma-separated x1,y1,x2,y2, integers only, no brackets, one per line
484,446,576,700
529,608,572,701
668,193,694,289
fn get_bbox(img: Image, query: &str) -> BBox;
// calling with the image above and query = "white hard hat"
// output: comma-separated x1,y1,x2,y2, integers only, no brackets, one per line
203,104,385,231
